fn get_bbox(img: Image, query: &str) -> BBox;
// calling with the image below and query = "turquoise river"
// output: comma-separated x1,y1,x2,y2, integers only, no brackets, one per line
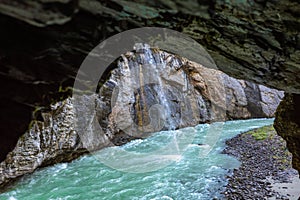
0,118,274,200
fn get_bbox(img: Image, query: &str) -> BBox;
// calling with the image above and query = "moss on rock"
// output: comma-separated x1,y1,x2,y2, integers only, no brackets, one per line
247,125,274,141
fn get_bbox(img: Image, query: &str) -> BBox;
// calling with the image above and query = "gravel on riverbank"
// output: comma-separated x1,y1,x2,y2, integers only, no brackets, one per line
222,125,300,200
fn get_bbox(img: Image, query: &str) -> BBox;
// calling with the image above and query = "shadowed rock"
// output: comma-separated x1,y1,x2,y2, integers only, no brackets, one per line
275,94,300,175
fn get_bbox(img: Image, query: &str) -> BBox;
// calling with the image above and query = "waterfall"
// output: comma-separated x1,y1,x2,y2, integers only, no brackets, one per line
134,43,176,131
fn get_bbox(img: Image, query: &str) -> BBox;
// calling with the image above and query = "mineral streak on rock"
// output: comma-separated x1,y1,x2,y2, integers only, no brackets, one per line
0,46,283,188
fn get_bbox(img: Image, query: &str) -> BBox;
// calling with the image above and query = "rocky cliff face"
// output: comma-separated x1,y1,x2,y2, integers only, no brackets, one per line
0,46,283,188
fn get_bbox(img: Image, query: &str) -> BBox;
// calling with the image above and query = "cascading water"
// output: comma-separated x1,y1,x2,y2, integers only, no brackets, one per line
134,43,177,131
134,44,181,156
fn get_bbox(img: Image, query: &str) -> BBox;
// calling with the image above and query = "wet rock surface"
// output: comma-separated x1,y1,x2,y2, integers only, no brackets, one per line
0,46,283,189
222,126,299,200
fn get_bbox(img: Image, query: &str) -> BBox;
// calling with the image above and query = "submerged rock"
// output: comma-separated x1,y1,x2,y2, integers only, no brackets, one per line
0,45,283,188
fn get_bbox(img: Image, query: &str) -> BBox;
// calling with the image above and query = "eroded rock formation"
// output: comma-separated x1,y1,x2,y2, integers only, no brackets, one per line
0,46,283,188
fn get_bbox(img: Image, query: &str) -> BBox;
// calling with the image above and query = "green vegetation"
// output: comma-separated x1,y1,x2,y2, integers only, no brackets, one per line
247,125,275,140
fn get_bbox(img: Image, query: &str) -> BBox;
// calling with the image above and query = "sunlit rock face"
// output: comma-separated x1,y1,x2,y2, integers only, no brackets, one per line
0,45,283,188
103,44,225,138
103,44,283,137
222,76,284,120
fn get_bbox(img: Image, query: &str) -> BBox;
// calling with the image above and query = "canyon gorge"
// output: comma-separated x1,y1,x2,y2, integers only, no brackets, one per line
0,0,299,190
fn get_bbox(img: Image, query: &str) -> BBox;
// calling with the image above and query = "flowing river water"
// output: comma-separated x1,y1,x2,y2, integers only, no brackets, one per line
0,118,274,200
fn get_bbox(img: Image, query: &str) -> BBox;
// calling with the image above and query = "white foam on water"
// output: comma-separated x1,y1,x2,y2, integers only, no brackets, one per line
122,139,144,148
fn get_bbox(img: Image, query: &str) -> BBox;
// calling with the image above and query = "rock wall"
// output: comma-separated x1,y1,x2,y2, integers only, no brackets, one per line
0,0,299,93
0,46,283,188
